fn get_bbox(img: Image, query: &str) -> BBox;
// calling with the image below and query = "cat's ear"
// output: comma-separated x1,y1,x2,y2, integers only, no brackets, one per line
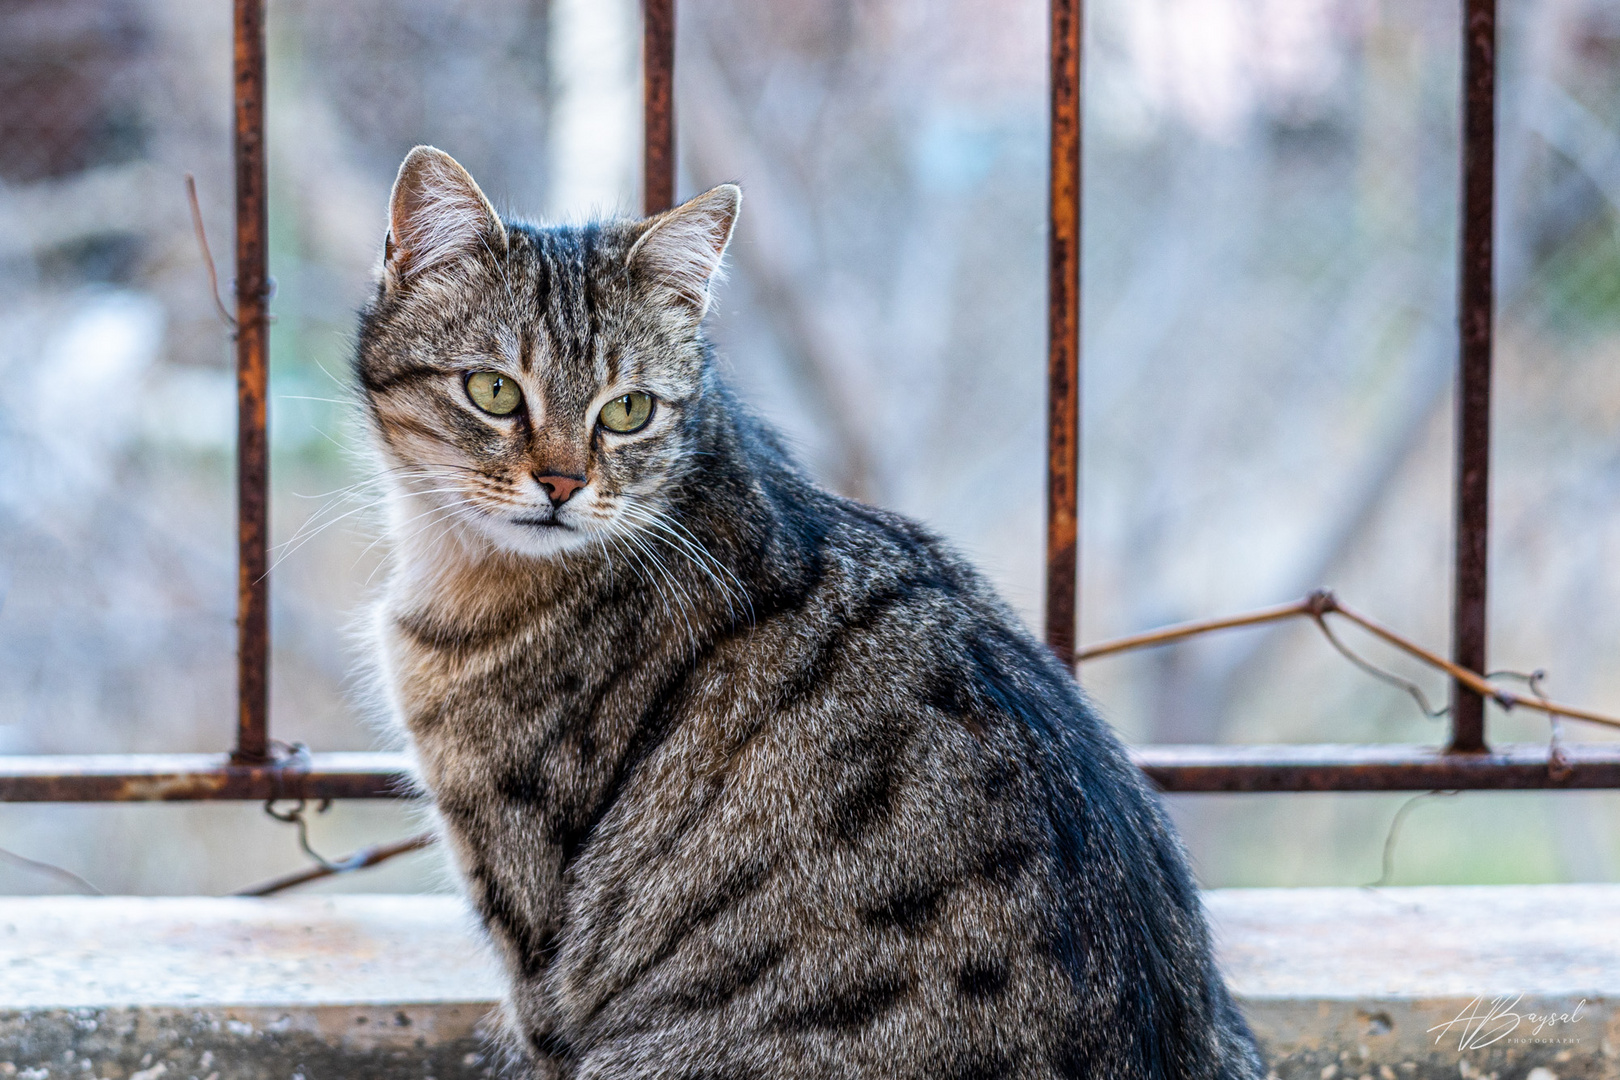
385,146,508,288
626,184,741,320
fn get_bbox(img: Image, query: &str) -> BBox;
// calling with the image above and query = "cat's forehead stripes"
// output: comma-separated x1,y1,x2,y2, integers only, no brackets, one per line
513,225,609,379
507,226,662,411
493,324,524,370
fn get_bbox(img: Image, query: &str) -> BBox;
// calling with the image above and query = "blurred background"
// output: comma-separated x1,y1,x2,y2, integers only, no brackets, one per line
1,0,1618,896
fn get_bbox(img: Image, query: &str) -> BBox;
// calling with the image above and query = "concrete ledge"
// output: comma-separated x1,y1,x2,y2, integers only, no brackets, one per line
1208,886,1616,1079
1,897,503,1080
1,888,1615,1079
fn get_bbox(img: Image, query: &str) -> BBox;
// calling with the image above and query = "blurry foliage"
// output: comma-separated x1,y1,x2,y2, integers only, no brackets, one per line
1539,218,1620,327
0,0,149,183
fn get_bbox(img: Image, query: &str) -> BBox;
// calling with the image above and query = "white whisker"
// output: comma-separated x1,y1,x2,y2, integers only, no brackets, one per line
270,483,470,575
615,527,701,659
606,532,684,644
361,498,481,584
615,499,754,625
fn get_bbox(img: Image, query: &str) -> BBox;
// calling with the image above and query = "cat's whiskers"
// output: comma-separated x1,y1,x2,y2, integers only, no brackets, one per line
616,528,699,640
280,461,489,548
576,512,623,583
351,484,483,574
602,531,691,653
590,528,618,585
382,459,492,478
362,497,482,585
268,483,474,577
612,528,702,658
618,520,704,614
615,499,754,624
616,512,745,626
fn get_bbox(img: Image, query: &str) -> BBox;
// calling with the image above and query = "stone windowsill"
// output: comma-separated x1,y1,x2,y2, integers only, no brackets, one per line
2,885,1616,1080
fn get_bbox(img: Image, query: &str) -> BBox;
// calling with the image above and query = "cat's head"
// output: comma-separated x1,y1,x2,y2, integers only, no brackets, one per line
356,146,740,561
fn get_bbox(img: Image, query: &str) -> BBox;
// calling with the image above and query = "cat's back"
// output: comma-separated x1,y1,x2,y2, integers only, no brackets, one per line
544,474,1256,1078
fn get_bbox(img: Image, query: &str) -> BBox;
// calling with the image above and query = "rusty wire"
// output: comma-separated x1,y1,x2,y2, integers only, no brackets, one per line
1078,589,1620,733
1490,669,1573,781
1368,789,1461,888
233,830,435,897
183,174,237,333
262,797,341,869
241,783,438,896
1309,610,1448,721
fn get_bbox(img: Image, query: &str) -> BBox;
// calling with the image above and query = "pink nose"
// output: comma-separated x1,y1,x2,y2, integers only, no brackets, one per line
536,473,585,504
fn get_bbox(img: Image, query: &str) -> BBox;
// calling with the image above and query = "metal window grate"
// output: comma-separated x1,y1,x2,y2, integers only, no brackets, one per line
3,0,1615,803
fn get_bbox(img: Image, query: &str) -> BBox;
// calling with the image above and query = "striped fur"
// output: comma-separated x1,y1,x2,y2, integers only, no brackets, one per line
357,148,1265,1080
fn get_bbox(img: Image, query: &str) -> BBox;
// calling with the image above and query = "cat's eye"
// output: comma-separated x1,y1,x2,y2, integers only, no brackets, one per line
599,392,654,433
466,371,522,416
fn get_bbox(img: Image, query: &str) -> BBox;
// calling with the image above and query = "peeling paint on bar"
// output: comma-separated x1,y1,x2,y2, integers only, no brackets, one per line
0,754,412,802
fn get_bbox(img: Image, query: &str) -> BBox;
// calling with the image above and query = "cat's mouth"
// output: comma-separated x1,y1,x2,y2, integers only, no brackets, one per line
511,514,571,530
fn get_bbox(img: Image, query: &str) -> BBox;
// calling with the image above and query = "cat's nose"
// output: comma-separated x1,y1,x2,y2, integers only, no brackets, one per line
536,473,586,505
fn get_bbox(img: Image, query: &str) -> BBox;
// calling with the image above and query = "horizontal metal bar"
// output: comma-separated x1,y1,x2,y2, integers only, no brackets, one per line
2,745,1618,801
0,753,409,802
1134,743,1620,792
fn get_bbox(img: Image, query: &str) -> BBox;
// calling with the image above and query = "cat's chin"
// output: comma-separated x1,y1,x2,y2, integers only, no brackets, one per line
472,514,603,561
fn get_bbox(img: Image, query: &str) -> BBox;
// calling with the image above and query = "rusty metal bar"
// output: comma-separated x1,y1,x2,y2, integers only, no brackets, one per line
1045,0,1082,666
1450,0,1496,754
643,0,676,214
5,745,1620,801
233,0,271,764
1134,743,1620,792
0,754,408,802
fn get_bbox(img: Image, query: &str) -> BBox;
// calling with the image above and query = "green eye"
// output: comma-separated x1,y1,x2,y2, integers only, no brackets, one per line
599,391,654,433
466,371,522,416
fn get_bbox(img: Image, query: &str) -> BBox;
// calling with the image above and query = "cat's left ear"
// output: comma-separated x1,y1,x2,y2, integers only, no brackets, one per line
385,146,508,290
626,184,741,320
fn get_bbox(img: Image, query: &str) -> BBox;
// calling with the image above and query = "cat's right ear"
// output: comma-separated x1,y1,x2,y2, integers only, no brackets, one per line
384,146,508,291
626,184,741,321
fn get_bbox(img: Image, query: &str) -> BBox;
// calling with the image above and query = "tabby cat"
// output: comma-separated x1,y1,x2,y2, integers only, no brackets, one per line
358,145,1264,1080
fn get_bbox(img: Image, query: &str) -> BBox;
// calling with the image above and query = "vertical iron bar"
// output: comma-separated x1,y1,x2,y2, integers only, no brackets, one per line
233,0,271,764
1451,0,1495,753
1046,0,1082,667
643,0,676,215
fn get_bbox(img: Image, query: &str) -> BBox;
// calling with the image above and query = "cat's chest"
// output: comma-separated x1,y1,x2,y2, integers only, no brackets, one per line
380,599,574,742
